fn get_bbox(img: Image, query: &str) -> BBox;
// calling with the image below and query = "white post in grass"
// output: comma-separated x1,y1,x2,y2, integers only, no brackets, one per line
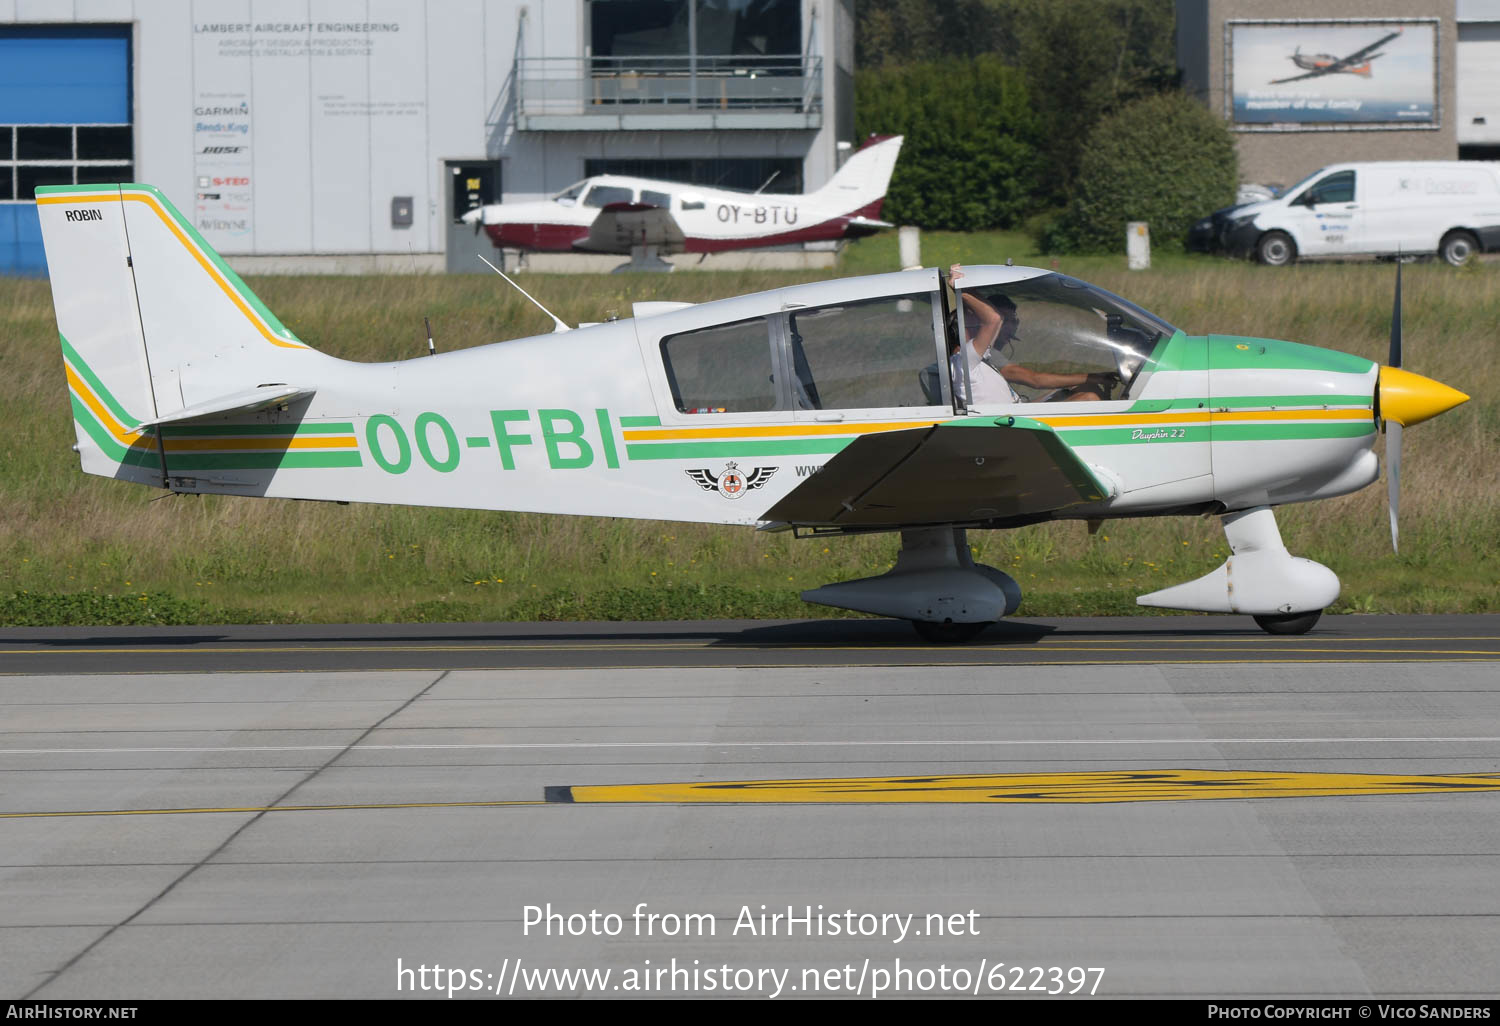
1127,221,1150,270
899,226,921,270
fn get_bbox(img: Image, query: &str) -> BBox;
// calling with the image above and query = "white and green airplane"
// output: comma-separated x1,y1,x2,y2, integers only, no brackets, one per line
37,183,1469,641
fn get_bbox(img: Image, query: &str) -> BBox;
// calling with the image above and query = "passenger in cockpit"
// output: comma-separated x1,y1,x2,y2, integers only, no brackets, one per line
949,265,1115,404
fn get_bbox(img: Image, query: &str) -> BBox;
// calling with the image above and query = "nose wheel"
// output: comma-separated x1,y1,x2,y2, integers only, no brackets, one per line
1252,610,1323,635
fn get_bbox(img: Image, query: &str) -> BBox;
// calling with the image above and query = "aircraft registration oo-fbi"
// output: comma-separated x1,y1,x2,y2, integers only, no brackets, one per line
38,183,1469,641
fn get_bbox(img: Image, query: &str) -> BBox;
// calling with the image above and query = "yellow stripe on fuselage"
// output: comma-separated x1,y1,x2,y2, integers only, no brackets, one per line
1031,408,1373,429
626,408,1371,443
37,190,307,351
624,420,943,441
159,435,357,452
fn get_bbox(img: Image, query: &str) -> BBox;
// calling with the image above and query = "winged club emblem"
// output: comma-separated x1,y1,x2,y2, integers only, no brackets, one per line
685,461,777,500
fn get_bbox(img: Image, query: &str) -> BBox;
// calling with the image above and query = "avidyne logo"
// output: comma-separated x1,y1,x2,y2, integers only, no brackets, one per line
64,209,104,222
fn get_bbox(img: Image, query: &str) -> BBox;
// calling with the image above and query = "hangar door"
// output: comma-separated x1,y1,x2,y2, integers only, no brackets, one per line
0,25,133,276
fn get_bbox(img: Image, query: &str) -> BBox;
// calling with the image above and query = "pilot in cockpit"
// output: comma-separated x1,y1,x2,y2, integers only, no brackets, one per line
949,265,1115,404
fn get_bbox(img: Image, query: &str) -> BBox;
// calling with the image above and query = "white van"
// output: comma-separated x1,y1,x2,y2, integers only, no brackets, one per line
1212,161,1500,266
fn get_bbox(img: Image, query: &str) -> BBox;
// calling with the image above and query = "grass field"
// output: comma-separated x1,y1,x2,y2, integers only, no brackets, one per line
2,237,1497,625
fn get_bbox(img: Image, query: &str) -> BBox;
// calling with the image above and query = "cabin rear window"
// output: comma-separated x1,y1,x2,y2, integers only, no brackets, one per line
661,317,777,413
787,292,943,410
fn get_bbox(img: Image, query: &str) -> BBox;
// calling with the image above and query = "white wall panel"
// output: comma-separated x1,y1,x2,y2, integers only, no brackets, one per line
1457,26,1500,144
366,0,427,252
246,0,313,252
135,0,195,208
74,0,135,20
307,0,371,251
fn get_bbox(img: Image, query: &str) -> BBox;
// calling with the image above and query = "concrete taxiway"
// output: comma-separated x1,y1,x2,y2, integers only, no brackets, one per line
2,615,1498,999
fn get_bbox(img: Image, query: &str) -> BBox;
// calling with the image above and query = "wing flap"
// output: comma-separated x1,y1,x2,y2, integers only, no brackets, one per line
576,202,686,253
762,419,1108,527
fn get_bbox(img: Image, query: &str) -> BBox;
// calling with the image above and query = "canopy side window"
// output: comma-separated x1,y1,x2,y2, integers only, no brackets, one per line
786,292,944,410
661,316,778,414
641,189,672,208
1297,170,1355,206
584,185,635,208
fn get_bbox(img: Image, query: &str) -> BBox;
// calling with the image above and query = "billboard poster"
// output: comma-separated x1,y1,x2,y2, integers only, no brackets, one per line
1229,21,1437,127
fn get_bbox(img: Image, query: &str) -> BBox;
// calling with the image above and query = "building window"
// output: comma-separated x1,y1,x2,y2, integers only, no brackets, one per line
589,0,801,62
1,124,134,200
584,157,802,194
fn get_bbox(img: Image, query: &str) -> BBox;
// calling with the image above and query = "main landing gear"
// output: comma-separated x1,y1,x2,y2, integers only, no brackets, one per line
799,526,1021,644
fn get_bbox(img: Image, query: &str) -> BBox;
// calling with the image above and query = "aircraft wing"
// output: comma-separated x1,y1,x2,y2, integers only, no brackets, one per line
1338,30,1400,64
761,419,1110,528
575,201,686,254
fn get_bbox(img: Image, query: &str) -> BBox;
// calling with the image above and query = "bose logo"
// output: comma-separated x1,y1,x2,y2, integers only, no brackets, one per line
64,209,104,223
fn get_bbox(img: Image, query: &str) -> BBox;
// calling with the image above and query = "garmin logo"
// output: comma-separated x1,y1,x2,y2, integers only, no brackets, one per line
64,209,104,223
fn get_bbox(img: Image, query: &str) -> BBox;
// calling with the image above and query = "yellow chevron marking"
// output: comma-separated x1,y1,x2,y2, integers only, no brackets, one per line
38,190,307,351
68,365,344,451
555,769,1500,805
66,364,146,447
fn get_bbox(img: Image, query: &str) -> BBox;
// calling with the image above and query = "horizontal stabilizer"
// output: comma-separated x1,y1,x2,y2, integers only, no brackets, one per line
138,385,314,429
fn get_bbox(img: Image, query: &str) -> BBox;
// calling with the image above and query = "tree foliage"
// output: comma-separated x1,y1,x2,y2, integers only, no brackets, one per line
1041,92,1238,254
854,57,1043,231
856,0,1182,211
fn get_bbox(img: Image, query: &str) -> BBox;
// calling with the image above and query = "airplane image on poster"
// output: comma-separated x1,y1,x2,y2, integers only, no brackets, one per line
1271,30,1400,84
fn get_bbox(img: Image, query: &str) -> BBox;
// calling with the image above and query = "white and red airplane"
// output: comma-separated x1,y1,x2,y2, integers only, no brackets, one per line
462,134,903,256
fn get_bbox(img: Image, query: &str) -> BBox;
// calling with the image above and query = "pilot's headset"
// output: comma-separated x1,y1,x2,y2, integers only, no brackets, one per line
981,293,1020,368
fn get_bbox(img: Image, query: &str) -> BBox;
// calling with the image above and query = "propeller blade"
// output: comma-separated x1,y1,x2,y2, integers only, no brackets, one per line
1387,420,1402,553
1389,255,1403,369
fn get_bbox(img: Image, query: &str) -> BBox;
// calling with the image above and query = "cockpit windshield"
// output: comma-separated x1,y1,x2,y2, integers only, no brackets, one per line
553,181,587,204
956,273,1177,402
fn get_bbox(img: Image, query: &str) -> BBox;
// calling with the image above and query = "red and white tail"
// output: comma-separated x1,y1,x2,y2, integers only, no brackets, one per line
810,135,903,219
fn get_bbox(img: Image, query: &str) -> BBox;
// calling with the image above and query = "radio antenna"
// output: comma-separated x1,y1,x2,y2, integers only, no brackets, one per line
424,316,436,356
476,253,571,333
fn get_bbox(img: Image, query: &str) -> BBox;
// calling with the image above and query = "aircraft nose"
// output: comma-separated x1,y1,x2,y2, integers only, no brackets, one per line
1377,366,1469,427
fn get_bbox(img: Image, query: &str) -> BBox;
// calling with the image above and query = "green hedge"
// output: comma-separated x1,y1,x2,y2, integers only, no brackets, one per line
1041,92,1237,253
855,57,1044,231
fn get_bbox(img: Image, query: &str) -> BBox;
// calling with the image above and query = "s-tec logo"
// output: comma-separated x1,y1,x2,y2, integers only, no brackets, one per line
200,145,243,154
213,176,250,186
64,209,104,223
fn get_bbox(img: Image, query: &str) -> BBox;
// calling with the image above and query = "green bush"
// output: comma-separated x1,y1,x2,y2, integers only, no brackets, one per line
855,57,1044,231
1040,92,1237,253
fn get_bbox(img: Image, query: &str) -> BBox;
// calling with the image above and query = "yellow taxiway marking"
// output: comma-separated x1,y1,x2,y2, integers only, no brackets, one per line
7,770,1499,819
554,769,1500,805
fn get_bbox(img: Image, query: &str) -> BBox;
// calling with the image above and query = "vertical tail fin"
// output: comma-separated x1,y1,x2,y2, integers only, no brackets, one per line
37,184,317,483
810,134,904,219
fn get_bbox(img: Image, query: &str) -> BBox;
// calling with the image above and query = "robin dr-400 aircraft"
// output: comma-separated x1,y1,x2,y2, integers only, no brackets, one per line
38,183,1468,641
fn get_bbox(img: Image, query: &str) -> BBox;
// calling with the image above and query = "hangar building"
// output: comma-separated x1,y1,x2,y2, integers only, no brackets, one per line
0,0,852,275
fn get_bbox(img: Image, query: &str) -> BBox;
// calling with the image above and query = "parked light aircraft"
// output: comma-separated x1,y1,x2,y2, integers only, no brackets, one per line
460,135,901,258
1271,30,1401,85
37,183,1469,640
